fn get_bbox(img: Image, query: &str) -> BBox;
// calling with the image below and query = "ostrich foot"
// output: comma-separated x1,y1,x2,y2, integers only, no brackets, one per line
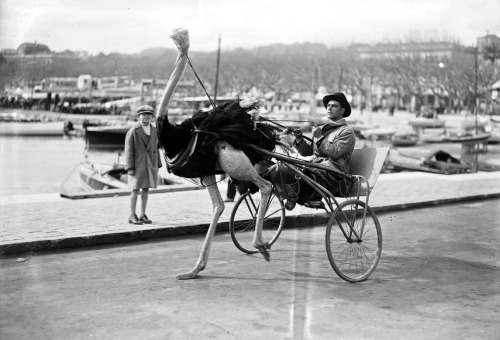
176,271,199,280
255,242,271,261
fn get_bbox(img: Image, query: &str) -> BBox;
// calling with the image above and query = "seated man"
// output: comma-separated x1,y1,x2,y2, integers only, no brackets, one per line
269,92,356,210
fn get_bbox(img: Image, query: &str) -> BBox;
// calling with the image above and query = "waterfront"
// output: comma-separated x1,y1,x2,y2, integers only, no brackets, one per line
0,135,119,196
1,110,499,197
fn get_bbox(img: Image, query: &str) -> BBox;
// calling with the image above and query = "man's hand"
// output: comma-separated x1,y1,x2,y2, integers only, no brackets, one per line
128,170,135,176
293,129,303,142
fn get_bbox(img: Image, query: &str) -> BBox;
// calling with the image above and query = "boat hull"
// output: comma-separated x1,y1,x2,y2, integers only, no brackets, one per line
387,149,471,174
392,134,419,147
408,118,445,129
0,121,65,136
78,162,128,191
78,161,187,191
85,126,132,149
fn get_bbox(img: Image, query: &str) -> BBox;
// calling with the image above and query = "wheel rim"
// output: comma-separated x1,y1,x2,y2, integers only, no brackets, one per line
230,190,285,254
326,200,382,282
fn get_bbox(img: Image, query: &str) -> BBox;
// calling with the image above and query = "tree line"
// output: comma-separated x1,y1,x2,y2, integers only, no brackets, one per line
1,40,499,112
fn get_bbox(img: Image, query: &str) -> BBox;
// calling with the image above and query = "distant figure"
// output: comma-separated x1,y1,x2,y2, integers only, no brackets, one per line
63,120,74,136
224,177,237,202
124,105,163,225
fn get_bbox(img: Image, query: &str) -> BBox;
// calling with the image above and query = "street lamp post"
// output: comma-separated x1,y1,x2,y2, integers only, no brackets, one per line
438,62,445,114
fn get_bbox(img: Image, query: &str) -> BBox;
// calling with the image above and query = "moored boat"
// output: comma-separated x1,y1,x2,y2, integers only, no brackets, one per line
361,127,396,140
442,132,491,143
84,124,133,149
408,117,446,131
392,132,419,147
78,161,128,191
0,120,65,136
78,161,188,191
386,148,471,174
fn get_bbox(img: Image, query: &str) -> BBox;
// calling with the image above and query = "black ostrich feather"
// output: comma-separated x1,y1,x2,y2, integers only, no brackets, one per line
156,99,280,178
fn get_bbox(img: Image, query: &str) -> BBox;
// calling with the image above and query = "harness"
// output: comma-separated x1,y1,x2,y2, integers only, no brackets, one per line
165,128,221,172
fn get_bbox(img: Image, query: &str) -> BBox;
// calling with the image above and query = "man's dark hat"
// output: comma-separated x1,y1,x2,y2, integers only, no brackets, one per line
137,105,155,115
322,92,351,117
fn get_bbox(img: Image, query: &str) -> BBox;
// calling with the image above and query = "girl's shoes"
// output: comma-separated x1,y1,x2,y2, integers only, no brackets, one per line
129,214,144,225
139,214,152,224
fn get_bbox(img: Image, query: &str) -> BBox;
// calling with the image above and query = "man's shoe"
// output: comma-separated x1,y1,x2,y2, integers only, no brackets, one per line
304,200,325,209
224,198,234,203
284,199,296,211
139,214,152,224
129,214,143,225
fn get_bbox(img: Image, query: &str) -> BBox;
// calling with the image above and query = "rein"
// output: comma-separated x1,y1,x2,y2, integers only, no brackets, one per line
186,55,216,109
258,116,313,142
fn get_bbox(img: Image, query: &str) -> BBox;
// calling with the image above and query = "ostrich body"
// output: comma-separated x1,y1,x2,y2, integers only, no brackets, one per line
158,29,279,280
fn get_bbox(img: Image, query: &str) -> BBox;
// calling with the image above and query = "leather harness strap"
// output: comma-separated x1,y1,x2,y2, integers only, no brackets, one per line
165,129,220,171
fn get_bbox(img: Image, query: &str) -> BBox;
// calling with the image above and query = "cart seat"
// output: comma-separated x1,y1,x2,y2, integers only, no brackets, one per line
348,147,389,196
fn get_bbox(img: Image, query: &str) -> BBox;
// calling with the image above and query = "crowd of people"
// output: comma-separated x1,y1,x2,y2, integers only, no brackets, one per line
0,93,125,115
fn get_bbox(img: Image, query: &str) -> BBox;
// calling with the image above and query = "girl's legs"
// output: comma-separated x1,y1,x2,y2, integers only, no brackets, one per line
129,189,143,224
130,189,139,216
140,188,149,216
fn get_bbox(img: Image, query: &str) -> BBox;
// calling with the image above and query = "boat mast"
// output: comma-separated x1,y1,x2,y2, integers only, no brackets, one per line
474,43,478,134
214,34,221,106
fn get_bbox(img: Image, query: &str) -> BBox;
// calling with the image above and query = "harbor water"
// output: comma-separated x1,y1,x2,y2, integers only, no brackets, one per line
0,135,120,196
1,110,499,197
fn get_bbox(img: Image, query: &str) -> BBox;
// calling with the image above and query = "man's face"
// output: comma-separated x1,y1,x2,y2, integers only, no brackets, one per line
139,113,152,125
326,100,344,121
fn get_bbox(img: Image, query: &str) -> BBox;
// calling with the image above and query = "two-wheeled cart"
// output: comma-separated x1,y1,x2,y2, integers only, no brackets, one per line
229,146,389,282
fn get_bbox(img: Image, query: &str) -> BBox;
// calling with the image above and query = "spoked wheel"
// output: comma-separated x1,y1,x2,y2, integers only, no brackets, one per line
325,199,382,282
229,189,285,254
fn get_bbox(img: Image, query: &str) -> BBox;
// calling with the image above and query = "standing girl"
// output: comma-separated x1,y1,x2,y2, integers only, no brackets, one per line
124,105,162,224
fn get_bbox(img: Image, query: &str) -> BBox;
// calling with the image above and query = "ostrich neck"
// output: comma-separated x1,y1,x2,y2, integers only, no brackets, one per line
157,52,189,120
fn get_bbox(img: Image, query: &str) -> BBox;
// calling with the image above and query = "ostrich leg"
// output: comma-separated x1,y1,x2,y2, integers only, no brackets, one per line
176,175,224,280
217,142,273,259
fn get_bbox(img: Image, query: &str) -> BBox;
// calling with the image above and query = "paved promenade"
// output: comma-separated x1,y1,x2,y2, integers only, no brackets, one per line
1,171,500,255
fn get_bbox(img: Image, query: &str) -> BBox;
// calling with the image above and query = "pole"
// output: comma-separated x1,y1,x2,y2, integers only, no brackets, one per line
214,34,221,106
31,41,37,101
338,64,343,90
474,44,478,134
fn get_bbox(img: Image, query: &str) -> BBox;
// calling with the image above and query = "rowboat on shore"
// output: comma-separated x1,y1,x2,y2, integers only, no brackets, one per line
78,161,188,191
386,148,471,174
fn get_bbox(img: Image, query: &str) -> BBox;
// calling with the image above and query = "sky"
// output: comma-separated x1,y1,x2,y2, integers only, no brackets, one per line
1,0,499,55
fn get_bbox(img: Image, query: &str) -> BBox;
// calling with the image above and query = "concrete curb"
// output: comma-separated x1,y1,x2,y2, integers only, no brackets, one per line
60,184,205,199
2,193,499,256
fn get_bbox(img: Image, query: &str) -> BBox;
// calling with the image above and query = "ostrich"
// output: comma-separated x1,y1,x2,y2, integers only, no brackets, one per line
156,29,285,280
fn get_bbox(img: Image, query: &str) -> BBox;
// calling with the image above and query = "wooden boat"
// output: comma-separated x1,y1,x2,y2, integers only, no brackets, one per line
78,161,187,191
78,161,128,191
360,127,396,140
442,132,491,143
392,132,419,147
84,124,133,149
0,121,65,136
419,130,447,143
387,149,471,174
408,118,445,131
348,120,379,139
488,131,500,144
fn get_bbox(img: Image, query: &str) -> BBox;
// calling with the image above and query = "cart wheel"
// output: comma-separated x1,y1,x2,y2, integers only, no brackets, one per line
325,199,382,282
229,189,285,254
